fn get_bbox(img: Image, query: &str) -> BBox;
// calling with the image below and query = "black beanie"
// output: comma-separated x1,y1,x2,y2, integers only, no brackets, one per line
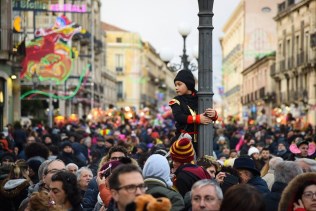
174,69,195,91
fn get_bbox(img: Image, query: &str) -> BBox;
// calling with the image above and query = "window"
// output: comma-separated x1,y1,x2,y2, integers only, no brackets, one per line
116,37,122,43
117,81,123,99
115,54,124,72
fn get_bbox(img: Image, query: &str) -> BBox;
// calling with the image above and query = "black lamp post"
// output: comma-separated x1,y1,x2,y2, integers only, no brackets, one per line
160,23,198,72
197,0,214,156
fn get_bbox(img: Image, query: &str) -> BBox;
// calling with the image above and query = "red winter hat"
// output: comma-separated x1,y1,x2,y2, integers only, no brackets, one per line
170,138,194,163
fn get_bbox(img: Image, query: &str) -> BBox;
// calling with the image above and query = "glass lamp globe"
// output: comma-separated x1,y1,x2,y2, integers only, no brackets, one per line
178,23,191,37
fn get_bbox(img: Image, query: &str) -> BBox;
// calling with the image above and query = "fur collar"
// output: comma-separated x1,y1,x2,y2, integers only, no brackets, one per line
279,172,316,211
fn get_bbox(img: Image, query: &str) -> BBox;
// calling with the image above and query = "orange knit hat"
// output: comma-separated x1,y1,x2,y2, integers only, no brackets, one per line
170,138,194,163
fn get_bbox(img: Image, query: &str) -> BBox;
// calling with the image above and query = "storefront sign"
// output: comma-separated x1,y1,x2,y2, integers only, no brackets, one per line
13,0,48,11
50,4,87,13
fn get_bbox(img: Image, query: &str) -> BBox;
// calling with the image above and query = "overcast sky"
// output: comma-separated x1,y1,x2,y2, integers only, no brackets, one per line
100,0,240,96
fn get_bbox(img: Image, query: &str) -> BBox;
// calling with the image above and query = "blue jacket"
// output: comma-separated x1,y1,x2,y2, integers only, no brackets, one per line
248,176,270,194
82,177,98,211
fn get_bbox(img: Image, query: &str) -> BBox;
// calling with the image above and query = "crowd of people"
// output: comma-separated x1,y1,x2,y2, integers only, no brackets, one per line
0,69,315,211
0,117,315,211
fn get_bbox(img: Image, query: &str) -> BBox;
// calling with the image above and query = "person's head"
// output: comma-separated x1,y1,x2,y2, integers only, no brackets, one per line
105,138,114,148
274,161,303,184
278,141,287,151
170,138,195,170
43,159,66,188
219,184,265,211
26,136,36,145
8,159,30,180
279,172,316,211
108,145,128,161
61,141,73,154
76,167,93,191
295,158,316,173
296,138,309,157
295,181,316,211
174,69,195,95
25,142,49,160
229,149,238,158
143,154,173,187
50,171,81,209
248,147,260,160
190,179,223,211
268,157,283,171
264,135,273,145
136,142,148,154
233,157,260,184
0,152,16,166
65,163,78,174
96,136,106,147
197,156,220,179
109,164,145,211
260,148,270,160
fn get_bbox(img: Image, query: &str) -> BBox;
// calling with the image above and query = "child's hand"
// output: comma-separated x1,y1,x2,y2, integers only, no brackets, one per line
200,114,212,124
205,108,218,121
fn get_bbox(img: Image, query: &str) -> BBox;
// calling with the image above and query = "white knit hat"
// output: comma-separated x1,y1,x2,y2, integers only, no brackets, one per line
248,146,260,156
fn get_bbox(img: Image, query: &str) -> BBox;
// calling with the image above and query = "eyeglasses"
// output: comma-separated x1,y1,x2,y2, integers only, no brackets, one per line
110,156,125,161
303,191,316,199
46,169,66,175
117,183,148,193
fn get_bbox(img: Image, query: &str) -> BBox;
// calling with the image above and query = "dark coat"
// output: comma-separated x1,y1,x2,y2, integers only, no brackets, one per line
174,163,211,197
247,176,270,194
0,178,30,211
169,93,198,138
263,181,287,211
145,177,185,211
82,177,99,211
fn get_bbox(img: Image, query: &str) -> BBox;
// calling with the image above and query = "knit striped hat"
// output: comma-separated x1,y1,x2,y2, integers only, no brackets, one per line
170,138,194,163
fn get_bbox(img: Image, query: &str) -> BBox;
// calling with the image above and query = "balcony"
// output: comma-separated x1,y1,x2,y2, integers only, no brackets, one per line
296,52,304,66
279,59,286,72
289,90,298,102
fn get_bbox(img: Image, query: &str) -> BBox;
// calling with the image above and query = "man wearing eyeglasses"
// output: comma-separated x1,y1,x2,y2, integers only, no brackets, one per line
43,159,66,190
108,164,146,211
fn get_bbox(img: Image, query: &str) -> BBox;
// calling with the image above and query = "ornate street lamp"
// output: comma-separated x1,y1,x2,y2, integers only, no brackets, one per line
160,23,198,72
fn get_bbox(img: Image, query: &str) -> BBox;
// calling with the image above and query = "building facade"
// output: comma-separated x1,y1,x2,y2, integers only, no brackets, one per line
241,54,276,125
0,0,20,130
271,0,316,125
220,0,282,122
103,22,175,116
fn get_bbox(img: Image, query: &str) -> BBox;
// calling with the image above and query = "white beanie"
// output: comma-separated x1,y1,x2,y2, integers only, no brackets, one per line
248,146,260,156
143,154,173,188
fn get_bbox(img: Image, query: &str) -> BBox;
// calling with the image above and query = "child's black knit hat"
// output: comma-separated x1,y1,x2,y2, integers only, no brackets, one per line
174,69,195,91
